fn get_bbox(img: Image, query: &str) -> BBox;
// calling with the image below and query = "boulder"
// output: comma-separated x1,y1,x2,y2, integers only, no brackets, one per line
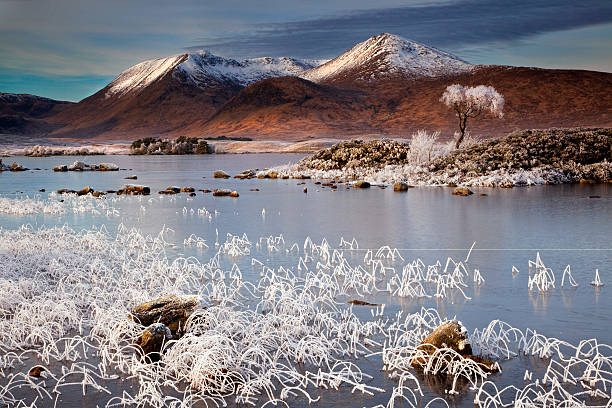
53,165,68,172
303,187,307,193
419,320,472,356
159,186,180,195
67,161,88,171
92,191,106,197
452,187,473,196
125,175,138,180
130,295,200,337
39,188,46,192
213,170,230,179
56,188,76,194
180,187,195,193
189,192,196,197
135,323,172,356
354,181,371,189
28,366,46,378
415,320,498,372
393,182,412,192
229,191,239,197
201,189,212,193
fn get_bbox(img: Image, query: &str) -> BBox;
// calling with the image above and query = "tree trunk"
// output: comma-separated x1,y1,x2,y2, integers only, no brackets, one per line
455,115,467,149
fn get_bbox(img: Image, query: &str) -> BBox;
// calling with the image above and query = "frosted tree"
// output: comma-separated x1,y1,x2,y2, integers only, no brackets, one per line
440,85,504,148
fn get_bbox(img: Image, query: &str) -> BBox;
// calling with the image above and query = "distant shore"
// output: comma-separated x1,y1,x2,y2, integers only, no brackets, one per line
0,138,351,156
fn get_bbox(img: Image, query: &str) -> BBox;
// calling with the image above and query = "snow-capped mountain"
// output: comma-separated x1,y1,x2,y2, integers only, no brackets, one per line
106,51,326,97
36,33,611,141
302,33,472,83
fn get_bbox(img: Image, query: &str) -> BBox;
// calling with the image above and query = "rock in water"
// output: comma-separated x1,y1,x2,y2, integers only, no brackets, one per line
213,170,230,179
419,320,472,356
135,323,172,356
180,187,195,192
9,162,28,171
452,187,473,196
393,182,411,191
96,163,119,171
354,181,371,189
77,186,94,196
28,366,46,377
415,320,499,372
130,295,200,337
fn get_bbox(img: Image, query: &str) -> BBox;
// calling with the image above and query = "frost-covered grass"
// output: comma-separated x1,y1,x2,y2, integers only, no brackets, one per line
0,194,119,217
0,224,610,407
269,128,611,187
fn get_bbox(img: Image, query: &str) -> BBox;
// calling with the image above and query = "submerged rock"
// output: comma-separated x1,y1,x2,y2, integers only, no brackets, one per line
118,185,151,195
452,187,473,196
234,169,256,179
393,182,412,192
213,189,239,197
131,295,201,337
76,186,94,196
28,366,46,377
9,162,28,171
354,181,371,189
213,170,230,179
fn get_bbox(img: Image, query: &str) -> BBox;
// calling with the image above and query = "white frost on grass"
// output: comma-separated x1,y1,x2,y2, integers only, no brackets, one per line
0,224,609,407
0,194,119,217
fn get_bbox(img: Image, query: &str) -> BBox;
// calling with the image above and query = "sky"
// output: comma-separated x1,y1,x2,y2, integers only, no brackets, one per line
1,0,611,102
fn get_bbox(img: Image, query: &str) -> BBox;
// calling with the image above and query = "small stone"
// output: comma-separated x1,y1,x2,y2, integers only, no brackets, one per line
213,170,230,179
393,182,411,192
28,366,46,377
452,187,473,196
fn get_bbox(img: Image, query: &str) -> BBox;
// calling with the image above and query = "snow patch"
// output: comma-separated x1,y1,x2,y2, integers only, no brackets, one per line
302,33,472,83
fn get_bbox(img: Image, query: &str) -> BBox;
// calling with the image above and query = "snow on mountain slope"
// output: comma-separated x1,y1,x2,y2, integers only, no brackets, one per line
302,33,472,83
106,51,326,97
106,54,189,97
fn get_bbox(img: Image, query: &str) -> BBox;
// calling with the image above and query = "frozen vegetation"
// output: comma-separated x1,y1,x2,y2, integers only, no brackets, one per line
0,194,120,216
130,136,213,155
0,218,609,407
269,128,611,187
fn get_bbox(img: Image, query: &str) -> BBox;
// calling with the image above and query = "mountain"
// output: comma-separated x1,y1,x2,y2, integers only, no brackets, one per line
184,66,612,140
302,33,472,86
47,52,324,139
10,33,611,141
0,93,72,136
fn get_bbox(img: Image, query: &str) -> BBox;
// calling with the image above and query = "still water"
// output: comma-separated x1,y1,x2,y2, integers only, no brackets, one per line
1,154,611,406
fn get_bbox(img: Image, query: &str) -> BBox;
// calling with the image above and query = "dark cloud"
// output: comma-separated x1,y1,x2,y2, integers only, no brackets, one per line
188,0,612,59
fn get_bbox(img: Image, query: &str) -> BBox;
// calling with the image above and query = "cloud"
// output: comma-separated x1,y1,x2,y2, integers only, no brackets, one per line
188,0,612,59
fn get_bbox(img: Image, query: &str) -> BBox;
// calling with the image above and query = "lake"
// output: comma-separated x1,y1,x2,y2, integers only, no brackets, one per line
1,154,610,407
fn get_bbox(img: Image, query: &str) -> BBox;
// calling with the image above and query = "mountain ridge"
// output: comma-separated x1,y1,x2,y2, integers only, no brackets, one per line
2,33,611,141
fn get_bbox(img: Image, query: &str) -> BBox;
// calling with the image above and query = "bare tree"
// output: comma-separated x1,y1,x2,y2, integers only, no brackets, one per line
440,85,504,149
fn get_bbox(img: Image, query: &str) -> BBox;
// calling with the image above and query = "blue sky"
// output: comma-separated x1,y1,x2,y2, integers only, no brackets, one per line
1,0,611,102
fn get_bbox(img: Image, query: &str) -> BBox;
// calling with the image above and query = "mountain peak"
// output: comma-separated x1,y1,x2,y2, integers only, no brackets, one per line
302,33,472,84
